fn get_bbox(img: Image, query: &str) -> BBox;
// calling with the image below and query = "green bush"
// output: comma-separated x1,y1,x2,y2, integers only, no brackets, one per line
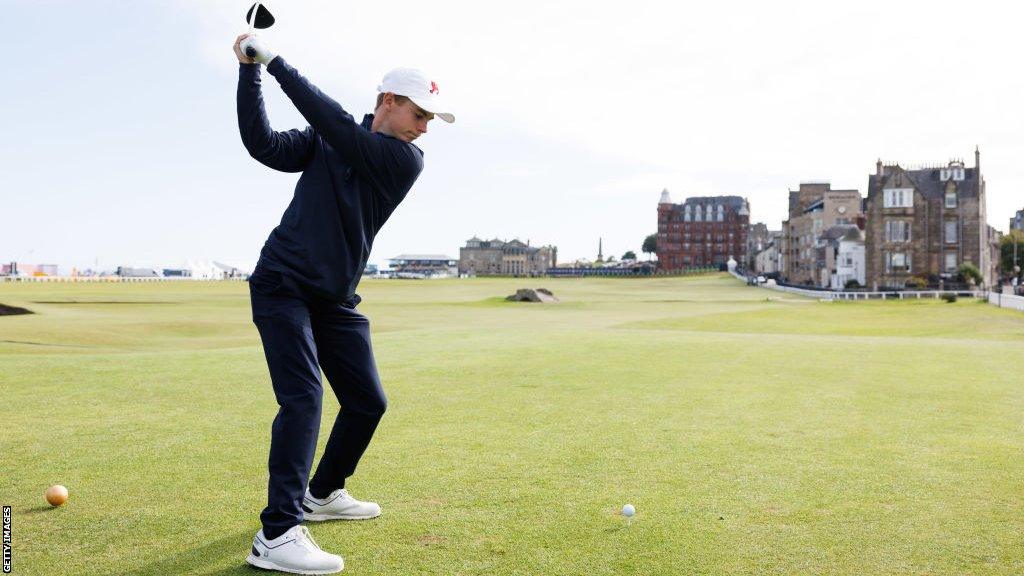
957,263,983,285
941,293,957,303
904,277,927,290
844,279,861,289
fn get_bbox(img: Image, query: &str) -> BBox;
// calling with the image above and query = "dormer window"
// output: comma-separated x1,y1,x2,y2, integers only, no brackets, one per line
940,162,965,182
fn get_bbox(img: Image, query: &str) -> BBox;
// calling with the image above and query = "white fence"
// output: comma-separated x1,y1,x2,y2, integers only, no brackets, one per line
989,291,1024,312
765,283,984,301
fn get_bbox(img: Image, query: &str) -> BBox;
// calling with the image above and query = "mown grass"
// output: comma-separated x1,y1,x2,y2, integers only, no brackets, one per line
1,275,1022,575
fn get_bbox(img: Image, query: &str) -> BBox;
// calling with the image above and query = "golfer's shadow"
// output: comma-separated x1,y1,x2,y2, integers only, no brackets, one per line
110,529,259,576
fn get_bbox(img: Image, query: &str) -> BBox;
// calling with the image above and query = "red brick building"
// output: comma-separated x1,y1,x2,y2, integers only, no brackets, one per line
656,190,750,270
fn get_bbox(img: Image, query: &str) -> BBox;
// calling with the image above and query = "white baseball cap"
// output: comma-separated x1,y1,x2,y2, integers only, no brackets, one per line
377,68,455,124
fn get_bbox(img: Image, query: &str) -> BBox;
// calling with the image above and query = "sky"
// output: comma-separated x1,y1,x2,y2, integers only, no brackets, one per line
3,0,1023,273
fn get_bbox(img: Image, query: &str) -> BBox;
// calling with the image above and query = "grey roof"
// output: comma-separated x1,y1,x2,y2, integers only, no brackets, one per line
822,224,862,243
665,195,748,215
679,195,746,208
803,199,825,214
389,254,455,261
869,163,980,201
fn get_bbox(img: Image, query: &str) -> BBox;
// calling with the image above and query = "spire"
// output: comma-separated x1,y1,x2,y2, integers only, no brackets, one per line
975,145,981,195
659,188,672,204
597,237,603,261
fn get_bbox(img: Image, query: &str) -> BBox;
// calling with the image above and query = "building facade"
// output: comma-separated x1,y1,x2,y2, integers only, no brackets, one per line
753,231,784,276
824,226,865,289
1011,209,1024,232
656,190,750,271
781,182,863,286
459,238,556,276
746,223,771,271
865,151,994,289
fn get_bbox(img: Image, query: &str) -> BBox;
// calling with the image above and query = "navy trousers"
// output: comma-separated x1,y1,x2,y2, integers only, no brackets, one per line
249,269,387,539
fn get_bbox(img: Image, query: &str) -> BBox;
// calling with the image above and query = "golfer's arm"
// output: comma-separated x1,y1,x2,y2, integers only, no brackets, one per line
237,63,313,172
266,58,420,191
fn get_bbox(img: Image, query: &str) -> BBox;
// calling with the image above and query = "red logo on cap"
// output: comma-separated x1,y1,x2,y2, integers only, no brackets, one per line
430,81,439,95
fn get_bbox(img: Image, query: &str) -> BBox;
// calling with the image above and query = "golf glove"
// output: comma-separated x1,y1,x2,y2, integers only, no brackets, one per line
240,35,276,65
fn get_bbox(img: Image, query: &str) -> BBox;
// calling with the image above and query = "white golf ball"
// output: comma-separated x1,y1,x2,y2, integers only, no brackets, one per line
622,504,635,517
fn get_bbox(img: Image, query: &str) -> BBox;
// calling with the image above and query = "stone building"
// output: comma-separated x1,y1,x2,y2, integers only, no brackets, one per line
753,231,784,276
746,223,771,271
1011,209,1024,232
821,225,865,289
459,237,556,276
780,182,863,286
864,150,994,290
656,190,750,270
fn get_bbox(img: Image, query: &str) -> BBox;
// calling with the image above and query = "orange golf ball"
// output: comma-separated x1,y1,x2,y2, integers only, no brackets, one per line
45,485,68,507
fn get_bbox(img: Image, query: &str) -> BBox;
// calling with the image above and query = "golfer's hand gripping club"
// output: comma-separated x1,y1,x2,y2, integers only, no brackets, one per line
240,34,276,65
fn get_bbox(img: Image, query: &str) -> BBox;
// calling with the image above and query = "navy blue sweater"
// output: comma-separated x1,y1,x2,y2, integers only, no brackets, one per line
237,58,424,304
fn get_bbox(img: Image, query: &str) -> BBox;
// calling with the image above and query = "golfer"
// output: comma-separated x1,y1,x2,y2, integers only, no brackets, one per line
233,33,453,574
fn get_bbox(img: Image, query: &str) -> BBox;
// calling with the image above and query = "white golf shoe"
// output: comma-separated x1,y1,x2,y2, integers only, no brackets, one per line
302,488,382,521
246,525,344,574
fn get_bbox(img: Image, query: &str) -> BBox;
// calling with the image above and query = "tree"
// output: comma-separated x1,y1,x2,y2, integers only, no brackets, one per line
1000,230,1024,277
642,234,657,260
622,250,637,261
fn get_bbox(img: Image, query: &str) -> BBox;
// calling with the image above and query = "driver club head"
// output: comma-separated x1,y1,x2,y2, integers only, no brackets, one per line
245,3,275,29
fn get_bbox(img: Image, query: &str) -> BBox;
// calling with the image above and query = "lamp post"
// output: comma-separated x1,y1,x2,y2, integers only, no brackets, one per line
1014,233,1021,294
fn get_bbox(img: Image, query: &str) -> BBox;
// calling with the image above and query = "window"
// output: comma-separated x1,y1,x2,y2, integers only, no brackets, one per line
883,188,914,208
945,221,958,244
885,220,911,243
886,252,911,273
940,166,965,181
684,212,691,222
945,252,957,272
945,191,957,208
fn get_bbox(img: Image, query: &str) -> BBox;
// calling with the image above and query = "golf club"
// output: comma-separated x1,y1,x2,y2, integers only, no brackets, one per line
243,2,275,59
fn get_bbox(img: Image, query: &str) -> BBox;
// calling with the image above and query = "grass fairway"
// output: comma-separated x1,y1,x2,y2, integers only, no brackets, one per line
2,274,1023,575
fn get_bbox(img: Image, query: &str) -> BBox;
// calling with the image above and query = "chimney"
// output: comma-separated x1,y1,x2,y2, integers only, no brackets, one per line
876,159,883,176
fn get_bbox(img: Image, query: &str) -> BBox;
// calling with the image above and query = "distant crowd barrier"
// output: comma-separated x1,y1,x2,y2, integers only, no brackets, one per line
989,291,1024,312
0,276,247,283
546,266,717,278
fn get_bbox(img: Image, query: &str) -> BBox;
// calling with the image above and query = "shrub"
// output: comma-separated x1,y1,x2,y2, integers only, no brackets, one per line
941,293,957,303
844,279,861,289
904,277,927,290
957,263,983,285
